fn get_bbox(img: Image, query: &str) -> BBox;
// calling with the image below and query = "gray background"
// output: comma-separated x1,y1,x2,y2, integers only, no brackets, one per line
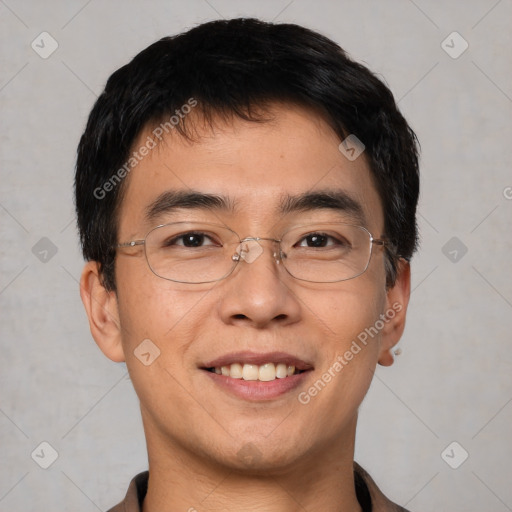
1,0,511,510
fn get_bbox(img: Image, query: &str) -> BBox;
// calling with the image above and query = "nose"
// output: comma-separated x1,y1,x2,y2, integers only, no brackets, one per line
218,238,301,329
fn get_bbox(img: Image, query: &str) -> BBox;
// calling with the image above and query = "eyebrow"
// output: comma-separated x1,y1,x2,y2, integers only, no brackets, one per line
144,190,236,223
144,188,366,225
278,190,366,225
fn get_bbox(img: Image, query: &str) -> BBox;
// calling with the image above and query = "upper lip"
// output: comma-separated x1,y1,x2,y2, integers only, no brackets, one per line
201,351,314,371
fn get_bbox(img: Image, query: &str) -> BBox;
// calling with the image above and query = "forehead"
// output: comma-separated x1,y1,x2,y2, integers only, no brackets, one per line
117,104,384,236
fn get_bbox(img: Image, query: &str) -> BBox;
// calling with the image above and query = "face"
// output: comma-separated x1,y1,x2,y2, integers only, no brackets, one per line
83,104,409,474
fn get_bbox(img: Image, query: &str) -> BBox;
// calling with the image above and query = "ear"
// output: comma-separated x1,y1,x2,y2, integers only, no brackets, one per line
79,261,125,362
378,259,411,367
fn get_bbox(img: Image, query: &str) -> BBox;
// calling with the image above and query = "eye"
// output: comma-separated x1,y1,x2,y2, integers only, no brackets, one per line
165,232,217,248
297,233,347,248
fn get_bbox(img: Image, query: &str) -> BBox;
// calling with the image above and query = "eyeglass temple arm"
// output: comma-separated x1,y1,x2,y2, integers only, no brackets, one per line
373,238,399,257
117,240,145,248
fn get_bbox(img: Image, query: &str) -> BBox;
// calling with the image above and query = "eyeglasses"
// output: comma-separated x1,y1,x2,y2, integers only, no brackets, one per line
116,222,393,284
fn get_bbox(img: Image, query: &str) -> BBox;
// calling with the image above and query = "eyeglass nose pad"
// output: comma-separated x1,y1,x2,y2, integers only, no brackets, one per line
233,240,264,264
272,250,285,264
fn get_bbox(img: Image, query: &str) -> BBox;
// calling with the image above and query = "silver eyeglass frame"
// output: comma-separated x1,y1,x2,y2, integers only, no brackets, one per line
116,222,394,284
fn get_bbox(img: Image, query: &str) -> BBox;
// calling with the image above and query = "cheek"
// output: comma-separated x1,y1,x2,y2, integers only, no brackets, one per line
115,257,206,340
321,289,384,380
115,261,219,402
299,276,386,341
294,281,386,412
114,273,211,413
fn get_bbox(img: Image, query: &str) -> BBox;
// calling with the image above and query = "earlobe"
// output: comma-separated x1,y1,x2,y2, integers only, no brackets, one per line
79,261,125,362
378,259,411,367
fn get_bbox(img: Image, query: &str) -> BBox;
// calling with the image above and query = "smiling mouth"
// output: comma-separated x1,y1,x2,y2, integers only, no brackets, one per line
204,362,308,381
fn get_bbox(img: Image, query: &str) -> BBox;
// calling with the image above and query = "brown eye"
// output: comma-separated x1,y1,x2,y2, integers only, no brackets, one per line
304,234,329,247
181,233,206,247
163,232,216,248
297,233,348,248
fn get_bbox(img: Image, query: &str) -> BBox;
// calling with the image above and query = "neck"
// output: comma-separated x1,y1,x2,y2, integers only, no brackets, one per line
141,415,362,512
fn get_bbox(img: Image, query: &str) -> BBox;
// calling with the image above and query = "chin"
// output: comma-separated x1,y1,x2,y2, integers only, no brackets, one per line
221,441,307,476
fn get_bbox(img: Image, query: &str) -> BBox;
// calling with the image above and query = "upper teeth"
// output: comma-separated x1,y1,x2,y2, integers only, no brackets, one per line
213,363,297,381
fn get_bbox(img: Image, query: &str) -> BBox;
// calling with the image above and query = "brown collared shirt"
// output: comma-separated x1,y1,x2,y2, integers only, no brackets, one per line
107,463,410,512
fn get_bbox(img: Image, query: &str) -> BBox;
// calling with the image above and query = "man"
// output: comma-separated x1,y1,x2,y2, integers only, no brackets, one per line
75,17,419,512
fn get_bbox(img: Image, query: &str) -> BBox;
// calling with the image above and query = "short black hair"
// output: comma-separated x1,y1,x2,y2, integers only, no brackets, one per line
75,17,419,291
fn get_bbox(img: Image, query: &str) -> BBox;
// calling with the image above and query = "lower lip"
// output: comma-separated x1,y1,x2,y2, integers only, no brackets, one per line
202,370,311,401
